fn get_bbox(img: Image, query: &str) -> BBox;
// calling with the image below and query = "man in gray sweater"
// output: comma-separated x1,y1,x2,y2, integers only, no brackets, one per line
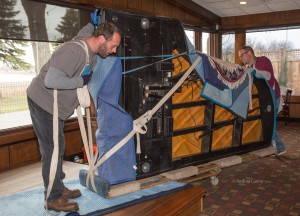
27,22,121,212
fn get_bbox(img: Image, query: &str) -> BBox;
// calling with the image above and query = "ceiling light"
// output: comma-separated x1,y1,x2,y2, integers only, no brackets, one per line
240,1,247,4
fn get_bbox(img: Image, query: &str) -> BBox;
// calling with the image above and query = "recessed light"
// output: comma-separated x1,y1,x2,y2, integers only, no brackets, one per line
240,1,247,4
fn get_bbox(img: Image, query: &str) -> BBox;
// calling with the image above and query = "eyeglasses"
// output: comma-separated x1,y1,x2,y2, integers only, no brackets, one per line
239,50,249,58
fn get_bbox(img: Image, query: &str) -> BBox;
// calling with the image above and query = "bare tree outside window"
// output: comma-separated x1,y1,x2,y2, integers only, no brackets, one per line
222,30,300,95
0,0,82,130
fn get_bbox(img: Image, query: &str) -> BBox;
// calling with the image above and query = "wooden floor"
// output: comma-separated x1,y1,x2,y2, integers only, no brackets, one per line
0,161,206,216
0,161,88,196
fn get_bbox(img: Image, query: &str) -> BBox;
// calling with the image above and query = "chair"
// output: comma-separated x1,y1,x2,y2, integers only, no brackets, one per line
282,88,293,125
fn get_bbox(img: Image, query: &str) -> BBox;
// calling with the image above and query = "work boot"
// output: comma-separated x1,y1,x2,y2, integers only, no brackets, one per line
46,197,79,212
63,187,82,199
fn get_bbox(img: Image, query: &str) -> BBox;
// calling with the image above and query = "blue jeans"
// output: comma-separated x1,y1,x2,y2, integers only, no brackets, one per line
274,97,286,152
27,97,65,201
274,132,286,152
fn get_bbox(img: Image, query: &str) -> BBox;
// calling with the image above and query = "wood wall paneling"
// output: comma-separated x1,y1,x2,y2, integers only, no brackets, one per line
37,0,300,30
164,1,176,18
174,6,187,22
164,1,176,19
52,0,215,29
128,0,142,11
252,13,268,26
236,15,251,28
99,0,113,7
184,11,205,27
269,11,286,26
141,0,154,12
153,0,166,16
0,119,84,172
195,31,202,51
112,0,127,8
167,0,220,25
0,127,36,146
286,10,300,24
221,17,237,31
0,147,10,171
94,0,114,11
235,32,245,65
220,9,300,31
9,140,40,168
64,130,84,157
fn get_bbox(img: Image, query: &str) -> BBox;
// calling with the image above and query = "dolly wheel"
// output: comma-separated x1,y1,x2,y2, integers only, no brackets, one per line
210,176,219,185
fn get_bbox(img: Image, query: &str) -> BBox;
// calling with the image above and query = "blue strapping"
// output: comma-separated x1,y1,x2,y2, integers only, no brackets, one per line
120,54,175,60
122,52,191,74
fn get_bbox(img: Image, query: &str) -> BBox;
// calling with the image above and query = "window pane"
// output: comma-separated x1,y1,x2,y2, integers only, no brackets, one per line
202,32,210,54
222,33,235,63
0,0,87,42
0,0,89,130
0,40,56,129
185,30,195,47
184,30,210,54
246,29,300,95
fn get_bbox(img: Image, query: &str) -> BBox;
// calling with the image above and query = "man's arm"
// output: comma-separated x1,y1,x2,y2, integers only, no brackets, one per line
44,67,84,89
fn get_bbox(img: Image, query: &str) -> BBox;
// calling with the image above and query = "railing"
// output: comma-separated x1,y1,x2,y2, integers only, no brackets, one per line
0,81,30,114
223,49,300,95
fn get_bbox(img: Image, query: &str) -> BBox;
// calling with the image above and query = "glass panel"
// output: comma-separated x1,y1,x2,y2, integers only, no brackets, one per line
222,33,235,63
0,0,83,42
247,29,300,95
0,0,89,130
184,29,210,54
0,40,57,129
0,39,84,130
185,30,195,47
202,32,209,54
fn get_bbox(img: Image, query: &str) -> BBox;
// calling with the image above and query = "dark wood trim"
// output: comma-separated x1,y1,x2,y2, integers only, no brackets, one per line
235,32,246,64
27,0,300,31
167,0,221,25
195,31,202,51
0,118,84,171
29,0,216,29
0,118,80,147
220,10,300,32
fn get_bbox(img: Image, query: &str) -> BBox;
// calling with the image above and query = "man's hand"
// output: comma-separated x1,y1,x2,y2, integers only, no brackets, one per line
82,72,93,85
81,65,93,85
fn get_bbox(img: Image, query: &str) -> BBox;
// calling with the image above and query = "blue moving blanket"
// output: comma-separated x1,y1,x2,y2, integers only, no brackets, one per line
190,52,250,119
88,56,136,185
0,179,187,215
186,38,250,119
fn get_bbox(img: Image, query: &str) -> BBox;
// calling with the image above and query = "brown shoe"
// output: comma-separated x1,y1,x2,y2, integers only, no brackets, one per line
63,187,82,199
46,197,79,212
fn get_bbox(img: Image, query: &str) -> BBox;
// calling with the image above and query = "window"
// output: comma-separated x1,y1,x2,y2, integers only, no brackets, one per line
0,40,60,130
184,29,210,54
246,29,300,95
185,30,195,47
0,0,89,130
222,33,235,63
202,32,210,54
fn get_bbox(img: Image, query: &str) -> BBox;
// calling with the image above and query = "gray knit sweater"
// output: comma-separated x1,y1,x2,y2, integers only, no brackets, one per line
27,23,95,120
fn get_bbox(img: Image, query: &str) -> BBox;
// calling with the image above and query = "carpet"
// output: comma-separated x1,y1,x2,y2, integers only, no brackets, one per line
0,178,187,216
193,121,300,216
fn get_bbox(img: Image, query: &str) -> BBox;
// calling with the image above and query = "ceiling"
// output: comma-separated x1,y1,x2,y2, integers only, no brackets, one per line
191,0,300,17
